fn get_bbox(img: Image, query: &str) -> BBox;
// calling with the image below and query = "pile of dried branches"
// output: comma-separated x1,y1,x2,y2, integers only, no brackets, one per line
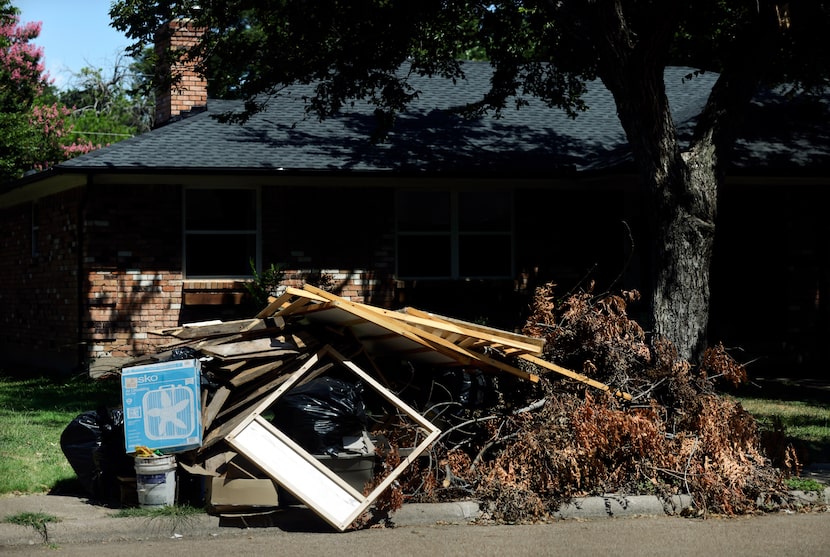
386,282,796,522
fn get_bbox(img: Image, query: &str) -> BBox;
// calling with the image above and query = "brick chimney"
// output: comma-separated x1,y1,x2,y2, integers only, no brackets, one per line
154,19,207,127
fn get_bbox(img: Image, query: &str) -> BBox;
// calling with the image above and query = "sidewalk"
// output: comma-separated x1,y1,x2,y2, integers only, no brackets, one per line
0,494,483,545
2,476,828,547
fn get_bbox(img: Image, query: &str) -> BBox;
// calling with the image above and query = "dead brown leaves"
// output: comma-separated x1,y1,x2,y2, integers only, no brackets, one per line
396,282,794,522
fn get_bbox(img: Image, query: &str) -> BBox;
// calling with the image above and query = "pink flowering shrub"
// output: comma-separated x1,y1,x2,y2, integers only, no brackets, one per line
2,9,101,180
28,103,101,170
0,14,49,104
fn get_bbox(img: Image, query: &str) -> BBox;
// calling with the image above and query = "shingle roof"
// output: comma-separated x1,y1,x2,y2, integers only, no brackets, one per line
55,63,828,175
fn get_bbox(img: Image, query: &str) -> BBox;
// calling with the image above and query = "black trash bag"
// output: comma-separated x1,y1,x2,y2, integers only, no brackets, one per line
60,407,133,502
271,376,367,455
170,346,199,361
438,368,495,408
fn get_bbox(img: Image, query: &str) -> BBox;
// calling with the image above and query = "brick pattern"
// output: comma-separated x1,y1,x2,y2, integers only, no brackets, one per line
81,184,184,363
154,19,208,127
84,270,182,359
0,190,81,367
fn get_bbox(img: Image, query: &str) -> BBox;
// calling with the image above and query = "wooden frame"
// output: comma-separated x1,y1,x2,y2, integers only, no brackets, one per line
224,345,441,531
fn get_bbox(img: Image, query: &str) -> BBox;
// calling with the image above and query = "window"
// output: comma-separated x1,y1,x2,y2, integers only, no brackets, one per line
184,187,259,278
396,190,513,279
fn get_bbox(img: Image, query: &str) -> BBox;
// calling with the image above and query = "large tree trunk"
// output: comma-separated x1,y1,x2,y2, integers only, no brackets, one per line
652,148,718,362
584,2,761,363
594,62,717,361
617,93,719,363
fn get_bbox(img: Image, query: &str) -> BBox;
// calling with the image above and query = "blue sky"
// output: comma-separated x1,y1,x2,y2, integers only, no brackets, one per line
16,0,132,90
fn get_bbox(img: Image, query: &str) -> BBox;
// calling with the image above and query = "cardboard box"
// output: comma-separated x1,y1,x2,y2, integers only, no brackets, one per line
121,359,203,453
200,452,280,513
207,477,280,513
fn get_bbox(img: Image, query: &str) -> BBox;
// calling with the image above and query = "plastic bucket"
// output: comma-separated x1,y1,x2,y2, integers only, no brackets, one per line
134,455,177,508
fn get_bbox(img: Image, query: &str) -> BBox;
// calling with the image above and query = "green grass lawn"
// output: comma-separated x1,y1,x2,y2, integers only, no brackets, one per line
736,397,830,464
732,376,830,465
0,372,122,495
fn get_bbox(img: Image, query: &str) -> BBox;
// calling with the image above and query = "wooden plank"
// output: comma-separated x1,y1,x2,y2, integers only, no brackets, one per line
398,306,545,355
323,296,544,355
172,318,269,339
202,386,231,432
201,337,297,358
215,364,308,422
299,285,539,381
200,405,253,451
296,290,452,359
519,353,632,401
229,358,292,388
255,286,329,319
229,417,364,529
218,360,249,373
217,349,299,361
254,290,295,318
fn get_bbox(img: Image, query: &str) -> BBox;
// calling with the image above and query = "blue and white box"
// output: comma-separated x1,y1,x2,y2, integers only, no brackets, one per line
121,359,203,453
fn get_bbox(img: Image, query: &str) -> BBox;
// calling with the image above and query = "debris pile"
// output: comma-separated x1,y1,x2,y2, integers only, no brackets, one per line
119,284,570,529
105,282,795,527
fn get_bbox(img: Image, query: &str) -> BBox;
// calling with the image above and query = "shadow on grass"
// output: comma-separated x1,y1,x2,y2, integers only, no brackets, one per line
734,377,830,406
48,477,88,497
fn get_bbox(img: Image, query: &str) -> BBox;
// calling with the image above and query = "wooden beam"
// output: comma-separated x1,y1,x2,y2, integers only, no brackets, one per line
519,354,632,401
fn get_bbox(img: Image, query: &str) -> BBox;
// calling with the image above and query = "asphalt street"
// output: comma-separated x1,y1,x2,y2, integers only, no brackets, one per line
1,510,829,557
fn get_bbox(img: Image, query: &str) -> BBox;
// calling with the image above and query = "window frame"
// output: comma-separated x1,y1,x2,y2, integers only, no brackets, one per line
395,189,514,280
182,185,261,280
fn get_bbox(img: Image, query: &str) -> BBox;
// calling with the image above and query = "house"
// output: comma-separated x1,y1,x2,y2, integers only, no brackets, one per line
1,22,827,377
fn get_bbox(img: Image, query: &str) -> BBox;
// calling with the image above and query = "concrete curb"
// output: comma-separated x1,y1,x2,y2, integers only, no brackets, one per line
1,489,828,547
553,494,695,519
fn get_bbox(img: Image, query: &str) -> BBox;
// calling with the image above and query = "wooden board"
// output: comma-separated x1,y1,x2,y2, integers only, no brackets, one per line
201,337,298,358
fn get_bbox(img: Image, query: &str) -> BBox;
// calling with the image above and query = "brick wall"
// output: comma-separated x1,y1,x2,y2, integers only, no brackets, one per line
0,190,82,371
81,184,184,366
280,268,394,306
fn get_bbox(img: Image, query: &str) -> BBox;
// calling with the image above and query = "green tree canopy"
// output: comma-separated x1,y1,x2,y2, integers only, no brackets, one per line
110,0,830,361
58,53,154,146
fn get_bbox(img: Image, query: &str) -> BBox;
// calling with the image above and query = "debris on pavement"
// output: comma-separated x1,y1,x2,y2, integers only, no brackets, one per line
96,285,608,530
64,282,803,528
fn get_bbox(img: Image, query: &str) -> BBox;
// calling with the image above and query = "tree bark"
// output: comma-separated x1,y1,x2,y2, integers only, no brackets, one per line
652,148,718,362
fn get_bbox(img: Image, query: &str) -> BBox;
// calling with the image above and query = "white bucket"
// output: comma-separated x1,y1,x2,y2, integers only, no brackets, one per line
134,455,177,508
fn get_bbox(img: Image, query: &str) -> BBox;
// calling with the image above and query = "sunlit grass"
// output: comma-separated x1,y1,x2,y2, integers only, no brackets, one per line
735,396,830,463
113,504,203,537
0,372,121,495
